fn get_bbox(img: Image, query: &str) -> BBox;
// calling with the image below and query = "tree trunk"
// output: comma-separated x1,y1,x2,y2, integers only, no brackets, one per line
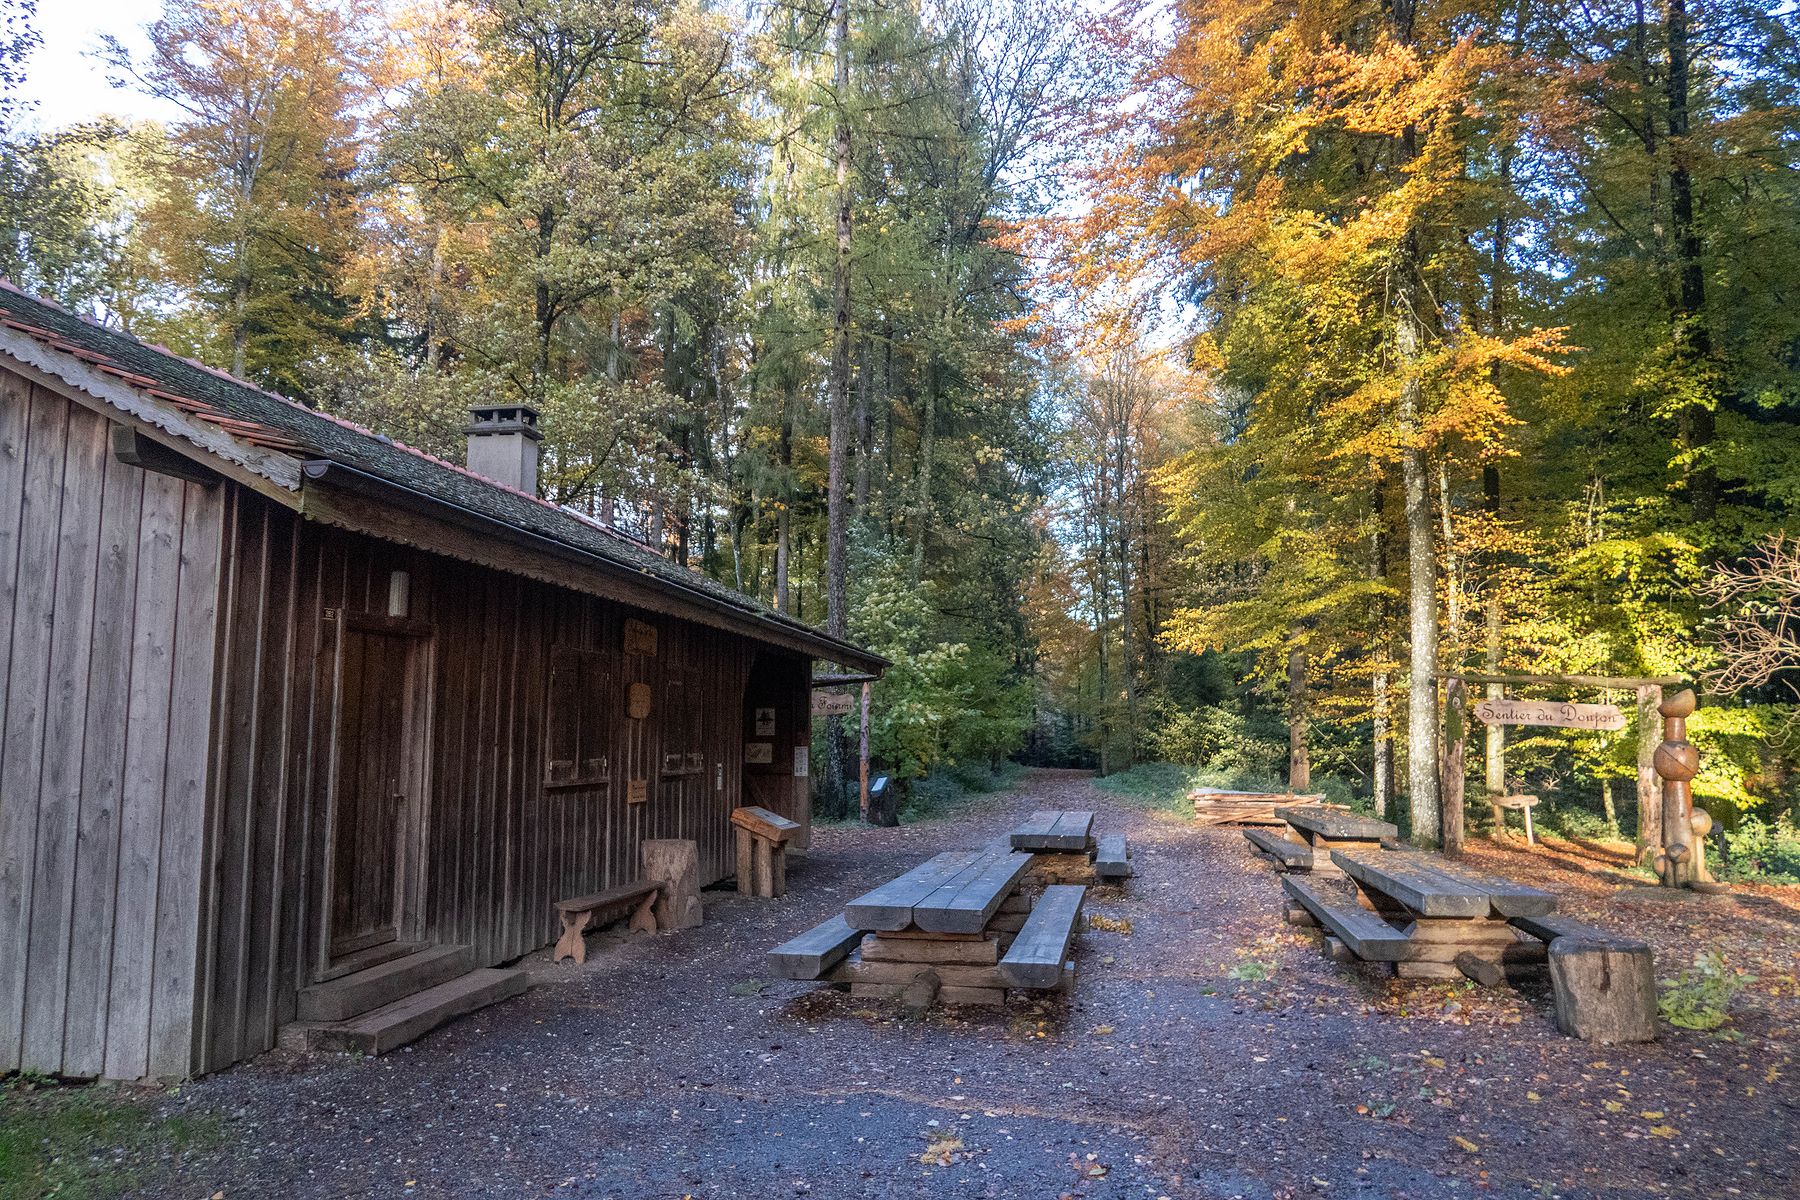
1636,684,1664,861
1664,0,1716,523
1287,644,1310,791
825,0,852,639
775,404,792,613
1441,676,1466,855
1369,482,1393,819
910,361,937,583
1399,316,1441,843
1483,466,1507,837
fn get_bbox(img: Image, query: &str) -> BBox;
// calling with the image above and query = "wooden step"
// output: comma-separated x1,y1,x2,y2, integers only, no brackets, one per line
1281,876,1413,962
297,944,477,1021
1243,828,1312,870
299,968,527,1056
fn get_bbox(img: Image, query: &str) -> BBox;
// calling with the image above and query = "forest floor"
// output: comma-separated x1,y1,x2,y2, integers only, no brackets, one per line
118,769,1798,1199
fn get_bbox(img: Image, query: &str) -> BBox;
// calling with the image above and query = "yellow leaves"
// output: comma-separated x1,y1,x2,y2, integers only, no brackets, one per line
1603,1100,1624,1113
1450,1135,1481,1153
1648,1125,1679,1140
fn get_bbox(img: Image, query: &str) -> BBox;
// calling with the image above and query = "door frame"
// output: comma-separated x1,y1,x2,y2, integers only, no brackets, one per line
312,610,435,981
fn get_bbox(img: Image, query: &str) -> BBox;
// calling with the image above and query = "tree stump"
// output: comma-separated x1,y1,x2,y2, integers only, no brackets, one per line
642,839,703,931
1548,938,1657,1043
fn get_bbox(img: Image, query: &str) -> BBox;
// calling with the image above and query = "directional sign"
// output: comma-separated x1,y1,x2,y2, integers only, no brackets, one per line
812,691,855,717
1472,698,1627,731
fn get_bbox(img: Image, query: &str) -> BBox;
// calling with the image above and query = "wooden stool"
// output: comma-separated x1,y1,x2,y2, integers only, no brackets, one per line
1494,794,1541,844
730,805,800,898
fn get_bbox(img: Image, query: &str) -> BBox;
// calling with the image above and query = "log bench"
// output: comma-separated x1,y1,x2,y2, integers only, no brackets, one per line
1094,834,1133,880
1281,876,1412,961
767,915,865,980
553,881,660,964
998,884,1086,988
731,805,800,898
1243,827,1313,871
1510,915,1657,1043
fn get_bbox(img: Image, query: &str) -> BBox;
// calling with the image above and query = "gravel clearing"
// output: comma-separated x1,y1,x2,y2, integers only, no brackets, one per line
137,769,1798,1199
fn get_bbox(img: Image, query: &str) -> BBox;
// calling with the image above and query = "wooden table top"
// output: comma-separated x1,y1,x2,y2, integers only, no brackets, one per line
844,848,1034,933
1274,805,1398,841
1009,810,1095,851
1331,848,1558,919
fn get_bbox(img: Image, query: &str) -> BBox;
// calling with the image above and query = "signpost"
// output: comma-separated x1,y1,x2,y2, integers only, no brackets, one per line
811,691,855,717
1471,698,1628,731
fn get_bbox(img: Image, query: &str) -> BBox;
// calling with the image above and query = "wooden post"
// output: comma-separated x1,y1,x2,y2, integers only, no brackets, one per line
1441,676,1467,855
858,680,871,823
1636,684,1664,864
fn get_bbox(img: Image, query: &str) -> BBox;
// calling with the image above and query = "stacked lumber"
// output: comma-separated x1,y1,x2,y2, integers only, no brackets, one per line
1190,789,1328,826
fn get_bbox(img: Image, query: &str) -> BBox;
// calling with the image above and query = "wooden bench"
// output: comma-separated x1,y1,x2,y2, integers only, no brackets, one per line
731,805,800,898
845,849,988,931
553,881,660,964
1273,806,1397,875
1281,876,1412,961
767,915,865,980
1010,810,1095,852
998,884,1086,988
1094,834,1133,880
1243,828,1312,871
1510,913,1656,1042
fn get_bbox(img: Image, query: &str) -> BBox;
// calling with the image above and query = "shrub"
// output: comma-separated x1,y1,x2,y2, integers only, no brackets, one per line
1720,813,1800,884
1657,951,1754,1031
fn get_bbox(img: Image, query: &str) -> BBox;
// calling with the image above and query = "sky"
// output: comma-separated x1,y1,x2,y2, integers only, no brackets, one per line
18,1,174,129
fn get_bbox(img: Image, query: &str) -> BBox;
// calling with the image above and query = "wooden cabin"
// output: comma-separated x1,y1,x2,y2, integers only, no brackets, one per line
0,283,883,1081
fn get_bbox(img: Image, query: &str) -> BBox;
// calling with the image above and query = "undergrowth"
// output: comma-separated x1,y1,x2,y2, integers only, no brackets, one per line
1093,761,1363,815
1658,951,1755,1032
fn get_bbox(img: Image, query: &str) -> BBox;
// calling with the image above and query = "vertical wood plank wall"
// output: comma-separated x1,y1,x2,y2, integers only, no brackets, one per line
194,490,787,1076
0,375,222,1080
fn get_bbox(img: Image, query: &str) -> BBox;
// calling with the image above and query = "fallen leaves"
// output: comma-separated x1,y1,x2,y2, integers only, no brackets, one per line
919,1131,965,1167
1450,1135,1480,1153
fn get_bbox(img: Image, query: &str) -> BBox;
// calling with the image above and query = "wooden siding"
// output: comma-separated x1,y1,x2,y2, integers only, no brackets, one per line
0,375,222,1080
194,489,791,1075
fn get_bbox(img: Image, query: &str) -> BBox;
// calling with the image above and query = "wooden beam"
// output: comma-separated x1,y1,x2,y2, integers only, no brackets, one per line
111,425,220,486
1436,671,1685,689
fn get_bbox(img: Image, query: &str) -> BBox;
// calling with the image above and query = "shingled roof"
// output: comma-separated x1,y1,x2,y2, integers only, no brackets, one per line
0,282,883,672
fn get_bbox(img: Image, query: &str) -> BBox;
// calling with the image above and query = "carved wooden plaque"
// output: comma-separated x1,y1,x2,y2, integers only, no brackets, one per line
812,691,854,716
1472,698,1627,731
627,778,648,804
745,741,773,765
627,681,652,720
623,618,658,657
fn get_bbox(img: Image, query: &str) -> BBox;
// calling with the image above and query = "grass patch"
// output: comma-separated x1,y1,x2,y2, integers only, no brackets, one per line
1094,761,1365,815
0,1074,219,1199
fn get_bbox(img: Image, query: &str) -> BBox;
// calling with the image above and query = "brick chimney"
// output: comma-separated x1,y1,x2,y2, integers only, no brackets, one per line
465,403,542,496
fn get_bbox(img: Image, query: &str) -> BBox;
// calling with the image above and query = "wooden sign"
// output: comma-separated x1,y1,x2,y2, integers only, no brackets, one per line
812,691,854,717
1472,698,1627,731
753,706,776,737
623,618,657,657
745,741,773,765
626,681,652,720
627,778,648,804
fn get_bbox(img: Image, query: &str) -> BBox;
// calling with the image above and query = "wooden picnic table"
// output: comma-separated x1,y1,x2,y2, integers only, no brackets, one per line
1010,810,1095,852
770,846,1087,1007
1284,846,1556,980
1272,805,1397,875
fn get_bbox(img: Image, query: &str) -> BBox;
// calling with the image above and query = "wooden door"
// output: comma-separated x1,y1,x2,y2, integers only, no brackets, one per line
329,628,415,958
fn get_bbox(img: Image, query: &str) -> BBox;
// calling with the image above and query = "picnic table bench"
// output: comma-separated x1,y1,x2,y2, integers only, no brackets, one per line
1243,827,1313,871
1270,806,1397,875
769,846,1085,1007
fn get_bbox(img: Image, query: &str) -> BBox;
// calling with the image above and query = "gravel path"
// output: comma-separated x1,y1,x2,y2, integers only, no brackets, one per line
140,769,1797,1200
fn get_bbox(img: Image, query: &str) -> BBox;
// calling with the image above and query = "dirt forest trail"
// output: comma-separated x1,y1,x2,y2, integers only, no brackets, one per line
146,768,1797,1199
